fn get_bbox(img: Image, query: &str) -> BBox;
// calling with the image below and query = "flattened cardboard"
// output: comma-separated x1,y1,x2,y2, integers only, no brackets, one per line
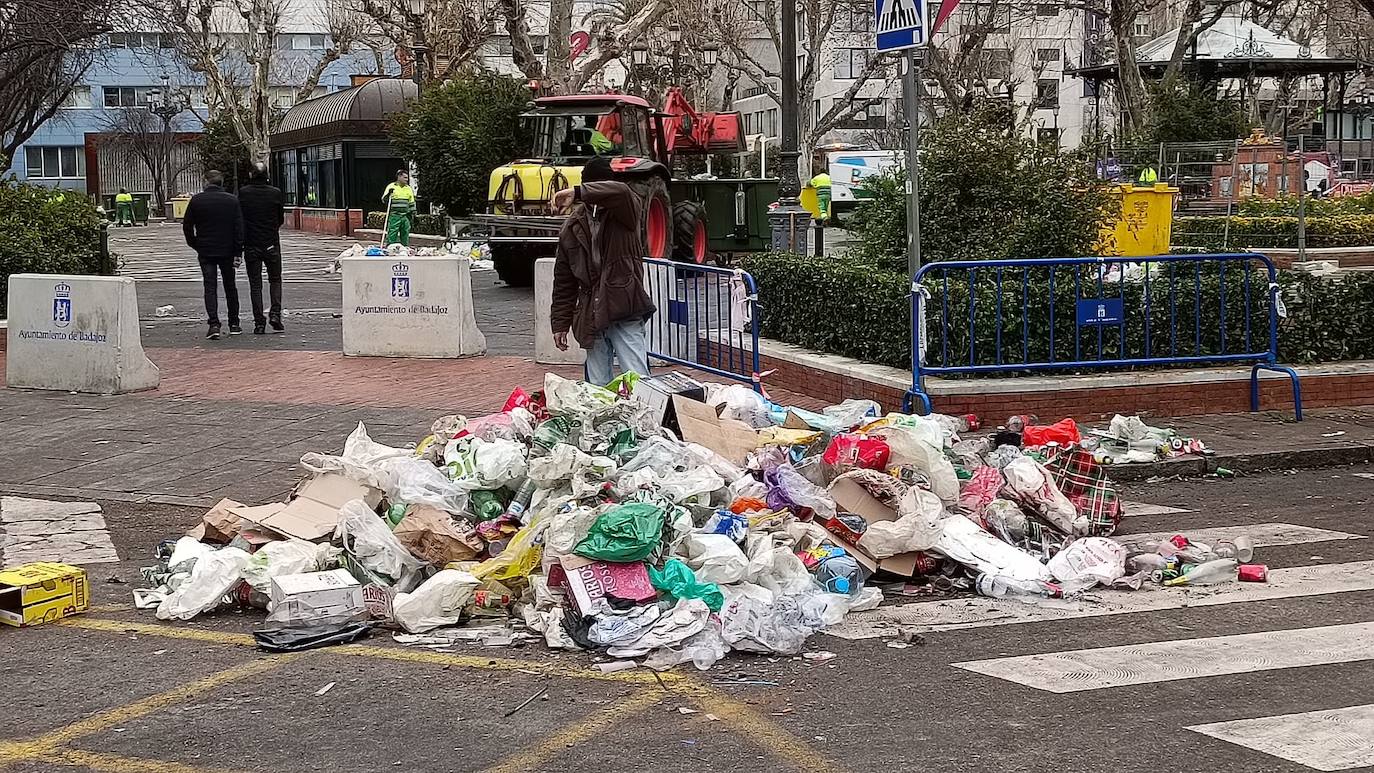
187,498,247,543
672,394,760,466
234,474,381,542
825,476,921,577
552,555,656,615
633,373,706,433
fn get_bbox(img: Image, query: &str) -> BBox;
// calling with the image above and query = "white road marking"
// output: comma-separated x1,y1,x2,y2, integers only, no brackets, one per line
1113,523,1365,551
1122,501,1193,517
824,560,1374,640
953,622,1374,693
1187,704,1374,772
0,496,119,565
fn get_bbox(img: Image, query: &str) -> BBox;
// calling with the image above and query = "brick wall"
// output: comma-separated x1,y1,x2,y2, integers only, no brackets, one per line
286,208,362,236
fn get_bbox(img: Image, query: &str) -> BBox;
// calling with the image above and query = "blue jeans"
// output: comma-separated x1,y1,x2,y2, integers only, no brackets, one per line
584,319,649,386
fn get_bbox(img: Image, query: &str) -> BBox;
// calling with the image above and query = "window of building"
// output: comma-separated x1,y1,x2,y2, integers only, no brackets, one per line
765,108,779,136
981,48,1012,81
109,32,174,49
292,33,328,50
1035,78,1059,109
1036,2,1058,15
833,48,871,80
103,86,156,108
61,87,92,109
1132,20,1150,37
813,99,822,120
1036,47,1060,62
747,0,767,19
25,146,85,179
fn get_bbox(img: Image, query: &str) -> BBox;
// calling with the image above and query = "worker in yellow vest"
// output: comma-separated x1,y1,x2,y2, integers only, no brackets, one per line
1137,165,1159,187
115,188,135,227
381,170,417,247
809,172,832,223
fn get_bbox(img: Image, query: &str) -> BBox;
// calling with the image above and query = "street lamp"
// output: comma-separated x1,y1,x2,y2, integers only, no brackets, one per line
701,43,718,68
1052,102,1061,149
407,0,427,88
769,0,808,252
146,73,190,213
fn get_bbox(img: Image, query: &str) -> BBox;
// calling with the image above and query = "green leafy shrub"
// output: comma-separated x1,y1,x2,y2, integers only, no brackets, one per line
0,182,107,317
1173,215,1374,249
363,211,446,236
1238,192,1374,218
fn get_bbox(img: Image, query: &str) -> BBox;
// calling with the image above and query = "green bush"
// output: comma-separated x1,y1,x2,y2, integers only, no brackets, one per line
743,250,1374,372
388,75,532,217
0,182,107,317
363,211,446,236
1172,215,1374,249
1237,192,1374,218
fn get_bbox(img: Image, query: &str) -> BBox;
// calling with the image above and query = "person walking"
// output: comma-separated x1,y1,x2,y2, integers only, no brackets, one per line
237,163,286,335
381,170,416,247
114,188,135,227
549,156,655,386
182,169,243,340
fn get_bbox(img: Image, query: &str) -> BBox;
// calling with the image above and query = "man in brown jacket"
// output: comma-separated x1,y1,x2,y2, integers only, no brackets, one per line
549,156,656,385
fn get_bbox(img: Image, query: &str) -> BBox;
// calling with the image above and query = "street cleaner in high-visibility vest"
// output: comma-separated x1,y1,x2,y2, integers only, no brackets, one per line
115,188,135,227
1137,165,1159,187
381,170,416,246
809,172,832,223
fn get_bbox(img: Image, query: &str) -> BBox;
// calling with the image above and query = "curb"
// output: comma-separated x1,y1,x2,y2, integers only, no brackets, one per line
1108,444,1374,482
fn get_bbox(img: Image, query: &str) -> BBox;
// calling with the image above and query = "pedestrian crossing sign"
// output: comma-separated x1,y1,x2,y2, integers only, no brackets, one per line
876,0,925,52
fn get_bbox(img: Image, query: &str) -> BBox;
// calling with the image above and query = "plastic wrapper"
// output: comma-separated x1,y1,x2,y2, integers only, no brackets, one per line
859,487,946,558
155,547,250,621
983,499,1029,544
546,504,602,557
336,499,425,591
391,569,481,633
573,502,666,562
873,412,946,448
589,604,662,646
683,532,749,584
720,588,851,655
959,466,1004,517
444,437,528,489
822,434,891,472
1001,456,1087,536
544,373,616,418
253,622,372,653
528,444,617,498
932,515,1053,583
745,545,815,596
1021,418,1082,447
642,619,730,671
299,422,411,487
764,463,837,521
659,466,726,503
873,426,959,503
849,585,883,612
708,383,775,429
472,519,547,585
649,558,724,611
701,511,749,543
1046,537,1128,588
605,599,711,658
376,455,472,515
822,399,881,431
242,539,330,595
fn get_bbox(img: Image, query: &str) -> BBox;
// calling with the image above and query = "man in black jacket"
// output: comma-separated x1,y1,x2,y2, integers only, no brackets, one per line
182,169,244,339
237,164,286,335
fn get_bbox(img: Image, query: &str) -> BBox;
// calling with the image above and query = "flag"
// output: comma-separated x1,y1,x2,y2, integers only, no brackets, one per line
931,0,963,36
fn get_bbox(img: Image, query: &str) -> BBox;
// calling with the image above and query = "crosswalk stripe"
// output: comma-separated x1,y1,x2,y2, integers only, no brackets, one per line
824,559,1374,640
1122,501,1193,517
1113,522,1365,551
1187,703,1374,772
953,621,1374,693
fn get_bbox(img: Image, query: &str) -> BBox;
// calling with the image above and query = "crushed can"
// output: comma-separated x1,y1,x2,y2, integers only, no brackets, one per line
1238,564,1269,583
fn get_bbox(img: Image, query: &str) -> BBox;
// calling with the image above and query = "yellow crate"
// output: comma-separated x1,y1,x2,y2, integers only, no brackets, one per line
0,562,89,627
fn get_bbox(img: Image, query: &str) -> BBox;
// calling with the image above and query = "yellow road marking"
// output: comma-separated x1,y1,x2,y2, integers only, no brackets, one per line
46,749,252,773
479,690,666,773
59,617,258,646
0,656,297,763
683,683,843,772
87,604,134,614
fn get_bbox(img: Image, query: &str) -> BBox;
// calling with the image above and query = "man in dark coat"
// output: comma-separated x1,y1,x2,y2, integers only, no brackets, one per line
549,156,656,386
237,163,286,335
182,169,243,339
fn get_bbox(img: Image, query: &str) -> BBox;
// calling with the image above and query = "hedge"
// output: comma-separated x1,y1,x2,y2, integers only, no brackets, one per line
742,252,1374,373
363,211,447,236
1238,192,1374,218
0,183,107,318
1172,214,1374,250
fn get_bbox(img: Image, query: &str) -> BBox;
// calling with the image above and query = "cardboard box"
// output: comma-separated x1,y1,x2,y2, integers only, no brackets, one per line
234,473,382,542
633,373,706,433
186,498,246,543
0,562,89,627
825,476,922,577
550,555,657,615
269,569,365,624
393,505,484,566
672,394,760,466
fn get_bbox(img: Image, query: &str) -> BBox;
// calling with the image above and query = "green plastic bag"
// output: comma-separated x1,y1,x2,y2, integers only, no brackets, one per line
573,502,666,562
649,559,724,612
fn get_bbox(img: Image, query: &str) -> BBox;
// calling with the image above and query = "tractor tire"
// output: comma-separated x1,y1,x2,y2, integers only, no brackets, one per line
672,201,709,264
489,241,539,287
633,177,672,260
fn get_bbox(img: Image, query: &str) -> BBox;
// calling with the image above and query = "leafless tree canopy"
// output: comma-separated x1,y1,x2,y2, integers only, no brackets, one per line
0,0,116,169
100,107,198,208
352,0,501,80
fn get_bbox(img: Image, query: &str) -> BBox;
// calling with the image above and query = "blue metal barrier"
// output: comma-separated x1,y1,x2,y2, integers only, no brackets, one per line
906,252,1303,420
642,258,763,390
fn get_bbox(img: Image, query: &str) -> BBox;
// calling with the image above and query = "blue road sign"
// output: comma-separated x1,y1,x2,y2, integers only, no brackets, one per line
876,0,925,52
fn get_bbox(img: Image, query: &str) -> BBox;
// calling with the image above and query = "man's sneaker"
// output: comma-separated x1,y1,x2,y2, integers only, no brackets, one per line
229,324,243,336
206,325,221,340
269,315,285,334
253,324,266,335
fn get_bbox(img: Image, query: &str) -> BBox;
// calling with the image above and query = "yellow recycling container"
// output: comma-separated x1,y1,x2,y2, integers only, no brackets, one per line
170,195,192,221
1101,182,1177,257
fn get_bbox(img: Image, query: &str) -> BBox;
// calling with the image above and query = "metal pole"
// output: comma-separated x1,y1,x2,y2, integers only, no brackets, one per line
1297,133,1307,261
768,0,809,252
1224,139,1238,250
905,51,922,277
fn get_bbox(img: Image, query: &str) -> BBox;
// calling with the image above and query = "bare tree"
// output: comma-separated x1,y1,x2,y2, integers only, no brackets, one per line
500,0,673,93
99,107,198,209
0,0,115,169
353,0,501,80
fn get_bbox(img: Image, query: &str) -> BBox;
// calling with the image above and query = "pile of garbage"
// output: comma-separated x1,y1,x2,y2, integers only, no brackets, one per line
133,372,1256,666
328,242,494,275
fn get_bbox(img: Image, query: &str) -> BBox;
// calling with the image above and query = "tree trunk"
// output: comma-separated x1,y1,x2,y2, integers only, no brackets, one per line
1108,0,1151,135
546,0,573,92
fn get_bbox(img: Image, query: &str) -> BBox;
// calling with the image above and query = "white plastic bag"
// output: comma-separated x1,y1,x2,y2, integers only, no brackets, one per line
391,569,481,633
874,426,959,503
1001,456,1086,536
242,539,326,594
1047,537,1127,588
659,466,725,503
377,455,472,515
167,535,216,571
335,499,425,590
859,487,947,558
708,384,774,428
546,504,602,557
299,422,411,487
444,437,529,489
155,547,250,621
849,585,883,612
933,515,1052,583
822,399,881,431
643,619,730,671
544,373,616,416
606,599,711,658
683,532,749,584
746,546,815,596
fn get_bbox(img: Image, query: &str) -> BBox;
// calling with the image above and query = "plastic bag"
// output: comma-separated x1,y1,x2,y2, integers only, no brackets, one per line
873,426,959,503
983,499,1030,544
682,532,749,584
1022,418,1081,447
606,598,711,658
746,545,815,596
336,499,425,591
659,466,725,503
391,569,481,633
376,455,472,515
859,487,946,558
574,502,666,562
701,511,749,543
932,514,1052,582
849,585,883,612
472,519,547,585
959,466,1004,517
720,588,849,655
1047,537,1127,588
1001,456,1086,536
444,437,528,488
642,619,730,671
253,621,372,653
546,504,601,557
708,384,775,429
765,463,837,520
822,434,891,472
822,399,881,431
650,558,724,611
300,422,410,486
156,547,250,621
544,373,616,417
242,539,326,594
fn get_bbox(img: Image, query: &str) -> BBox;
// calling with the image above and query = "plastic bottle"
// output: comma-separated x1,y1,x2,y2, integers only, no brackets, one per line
1005,414,1039,434
814,553,864,596
1125,552,1170,573
1214,536,1254,562
1163,558,1238,586
502,479,537,522
975,574,1059,600
469,490,506,522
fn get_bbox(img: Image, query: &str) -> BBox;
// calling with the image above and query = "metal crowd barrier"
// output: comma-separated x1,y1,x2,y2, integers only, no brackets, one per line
906,252,1303,420
642,258,762,390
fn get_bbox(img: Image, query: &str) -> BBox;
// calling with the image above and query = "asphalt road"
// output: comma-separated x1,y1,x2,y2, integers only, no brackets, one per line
2,466,1372,773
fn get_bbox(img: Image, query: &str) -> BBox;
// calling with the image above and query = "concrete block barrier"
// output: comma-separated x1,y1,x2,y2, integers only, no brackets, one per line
534,258,585,365
341,256,486,358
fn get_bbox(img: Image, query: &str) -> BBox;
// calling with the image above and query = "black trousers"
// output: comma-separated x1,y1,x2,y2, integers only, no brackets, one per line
245,245,283,325
198,254,239,327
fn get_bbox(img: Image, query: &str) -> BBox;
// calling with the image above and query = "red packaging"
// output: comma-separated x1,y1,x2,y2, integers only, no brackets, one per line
1021,418,1082,447
822,434,891,471
961,414,981,431
911,551,944,576
1168,534,1191,549
1238,564,1269,582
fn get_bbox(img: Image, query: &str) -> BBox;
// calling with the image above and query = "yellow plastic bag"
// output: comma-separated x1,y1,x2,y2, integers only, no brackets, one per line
471,520,546,585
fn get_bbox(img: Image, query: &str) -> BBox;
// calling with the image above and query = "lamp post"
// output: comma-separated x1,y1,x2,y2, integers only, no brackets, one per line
769,0,809,253
628,27,718,100
407,0,428,88
146,73,189,214
1052,102,1061,149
